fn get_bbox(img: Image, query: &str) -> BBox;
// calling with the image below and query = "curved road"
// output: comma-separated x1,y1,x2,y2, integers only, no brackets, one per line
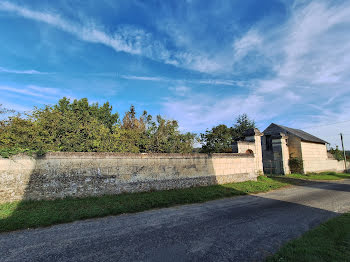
1,179,350,262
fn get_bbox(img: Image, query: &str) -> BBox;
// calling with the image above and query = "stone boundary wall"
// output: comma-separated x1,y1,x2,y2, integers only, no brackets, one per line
0,152,259,203
301,141,348,173
303,158,348,173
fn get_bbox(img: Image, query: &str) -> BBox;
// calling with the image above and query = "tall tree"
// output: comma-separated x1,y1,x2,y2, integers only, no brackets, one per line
230,114,256,140
200,114,256,153
200,125,232,153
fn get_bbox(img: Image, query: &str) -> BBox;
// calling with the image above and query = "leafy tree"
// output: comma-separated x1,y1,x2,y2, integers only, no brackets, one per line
329,146,345,161
0,104,15,115
230,113,256,140
200,114,256,153
0,98,196,156
147,116,195,153
200,125,232,153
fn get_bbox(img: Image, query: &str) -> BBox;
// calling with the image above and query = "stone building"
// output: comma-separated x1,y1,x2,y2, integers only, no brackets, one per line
261,123,344,174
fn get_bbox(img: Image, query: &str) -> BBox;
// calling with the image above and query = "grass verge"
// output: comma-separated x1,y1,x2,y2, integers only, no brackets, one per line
266,212,350,262
0,176,290,233
286,172,350,181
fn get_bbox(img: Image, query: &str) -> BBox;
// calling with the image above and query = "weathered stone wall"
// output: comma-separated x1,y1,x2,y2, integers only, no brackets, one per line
288,135,302,159
0,152,259,203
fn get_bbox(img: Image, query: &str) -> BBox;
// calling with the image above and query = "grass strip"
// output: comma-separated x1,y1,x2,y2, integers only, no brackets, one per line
286,172,350,181
0,176,289,233
266,212,350,262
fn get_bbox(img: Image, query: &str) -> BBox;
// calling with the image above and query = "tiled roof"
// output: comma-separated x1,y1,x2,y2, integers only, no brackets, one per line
263,123,328,144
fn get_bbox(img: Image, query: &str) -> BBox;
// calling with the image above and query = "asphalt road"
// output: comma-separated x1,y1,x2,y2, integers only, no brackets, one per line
1,179,350,262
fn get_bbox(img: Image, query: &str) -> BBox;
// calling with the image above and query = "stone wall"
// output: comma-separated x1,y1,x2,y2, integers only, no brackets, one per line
301,142,347,173
0,152,260,203
232,128,263,175
288,135,302,159
301,142,328,161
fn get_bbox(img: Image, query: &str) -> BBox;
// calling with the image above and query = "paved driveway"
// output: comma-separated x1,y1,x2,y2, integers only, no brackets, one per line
1,179,350,262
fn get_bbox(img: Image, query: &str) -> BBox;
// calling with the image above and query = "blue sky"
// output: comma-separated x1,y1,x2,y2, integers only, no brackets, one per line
0,0,349,148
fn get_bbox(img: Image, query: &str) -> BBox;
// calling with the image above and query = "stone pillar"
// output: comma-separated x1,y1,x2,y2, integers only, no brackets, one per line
243,128,263,175
271,133,290,175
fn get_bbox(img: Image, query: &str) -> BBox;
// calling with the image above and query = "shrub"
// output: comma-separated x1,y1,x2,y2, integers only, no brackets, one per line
289,157,304,174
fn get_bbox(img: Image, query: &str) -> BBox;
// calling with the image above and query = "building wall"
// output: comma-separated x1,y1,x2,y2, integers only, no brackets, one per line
301,141,346,173
288,135,302,159
0,152,260,203
301,142,328,161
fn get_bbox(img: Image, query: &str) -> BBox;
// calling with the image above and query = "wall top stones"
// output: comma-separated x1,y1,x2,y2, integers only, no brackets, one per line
2,152,254,160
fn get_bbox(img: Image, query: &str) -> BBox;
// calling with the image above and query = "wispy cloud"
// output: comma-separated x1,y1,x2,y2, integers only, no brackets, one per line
160,0,350,148
0,2,172,64
0,66,48,75
120,75,168,82
119,74,245,86
232,29,262,61
169,86,191,96
0,85,63,99
0,1,221,74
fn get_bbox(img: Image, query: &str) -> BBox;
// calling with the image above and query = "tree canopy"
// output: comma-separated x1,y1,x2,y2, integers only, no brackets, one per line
200,114,256,153
0,98,196,157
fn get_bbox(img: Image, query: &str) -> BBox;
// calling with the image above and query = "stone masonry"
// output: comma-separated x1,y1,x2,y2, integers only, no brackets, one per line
0,152,260,203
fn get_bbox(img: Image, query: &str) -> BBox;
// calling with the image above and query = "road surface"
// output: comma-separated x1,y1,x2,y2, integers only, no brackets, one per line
1,179,350,262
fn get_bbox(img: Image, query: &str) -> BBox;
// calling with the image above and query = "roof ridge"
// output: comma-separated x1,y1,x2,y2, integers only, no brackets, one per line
264,123,328,144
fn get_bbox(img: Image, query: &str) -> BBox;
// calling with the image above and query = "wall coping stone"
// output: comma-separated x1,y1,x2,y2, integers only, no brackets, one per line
2,152,254,160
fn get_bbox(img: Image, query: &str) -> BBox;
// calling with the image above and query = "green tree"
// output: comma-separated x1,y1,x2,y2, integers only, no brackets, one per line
148,116,195,153
230,113,256,140
200,124,232,153
0,98,196,156
200,114,256,153
329,146,345,161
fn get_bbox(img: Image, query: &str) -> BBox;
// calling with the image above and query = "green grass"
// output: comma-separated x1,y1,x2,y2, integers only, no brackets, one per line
286,171,350,181
266,212,350,262
0,176,289,233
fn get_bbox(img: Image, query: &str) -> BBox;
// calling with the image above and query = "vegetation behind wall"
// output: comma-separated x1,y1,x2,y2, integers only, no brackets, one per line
0,98,196,157
200,114,256,153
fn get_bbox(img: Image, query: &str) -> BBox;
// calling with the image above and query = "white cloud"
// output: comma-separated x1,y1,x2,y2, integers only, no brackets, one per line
0,85,63,99
0,66,48,75
242,0,350,148
0,1,224,74
0,2,146,55
161,88,295,133
161,0,350,148
233,29,262,60
120,75,168,82
119,74,246,87
169,86,190,96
